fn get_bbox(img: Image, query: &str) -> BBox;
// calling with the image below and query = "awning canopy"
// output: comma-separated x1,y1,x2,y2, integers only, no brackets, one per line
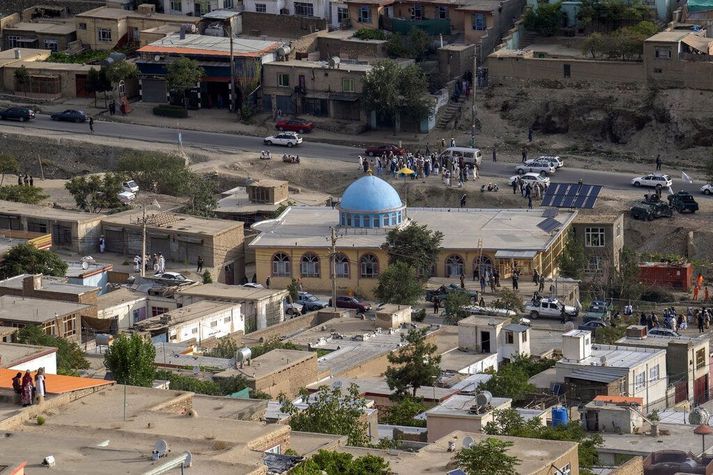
682,34,713,53
495,250,537,259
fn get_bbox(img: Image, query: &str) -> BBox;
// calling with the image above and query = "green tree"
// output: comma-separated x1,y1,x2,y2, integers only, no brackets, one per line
0,185,48,204
117,151,193,195
353,28,387,40
207,336,239,359
582,32,606,58
610,247,641,300
65,174,125,212
559,230,586,280
362,61,432,133
104,61,137,85
250,338,300,358
280,384,369,446
383,222,443,277
14,66,30,95
375,262,423,305
385,328,441,398
380,396,427,427
287,278,299,302
0,154,18,185
386,28,431,61
103,333,156,387
454,438,520,475
202,270,213,284
491,288,525,313
290,450,391,475
154,370,252,396
479,354,555,403
443,291,472,323
16,325,90,375
524,3,562,36
0,244,68,279
184,174,217,217
166,57,204,108
86,67,111,108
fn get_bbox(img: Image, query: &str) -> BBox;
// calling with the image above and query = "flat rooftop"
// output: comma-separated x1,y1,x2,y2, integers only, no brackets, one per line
177,283,287,301
0,342,56,368
96,287,146,309
458,315,511,327
599,422,713,457
5,61,93,72
136,300,237,328
251,206,576,251
138,33,280,57
573,213,622,224
307,376,457,401
269,59,373,72
616,334,708,348
0,200,103,222
6,21,76,34
645,30,695,42
155,345,234,369
0,274,99,295
439,349,493,373
102,209,243,236
217,348,315,380
0,295,90,323
64,261,112,278
426,394,511,418
76,6,197,22
560,343,665,369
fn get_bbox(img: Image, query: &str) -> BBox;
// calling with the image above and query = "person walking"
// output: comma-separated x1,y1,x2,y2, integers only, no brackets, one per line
698,311,705,333
512,272,519,290
528,195,533,209
133,255,141,273
492,146,497,162
460,273,465,289
433,297,440,314
158,253,165,274
196,256,204,274
265,276,271,289
460,194,467,208
528,127,533,142
539,274,545,292
89,116,94,134
480,275,486,293
11,372,22,405
98,235,105,253
512,178,518,194
441,138,446,150
29,176,33,187
450,137,456,147
560,305,566,324
20,370,33,407
655,154,662,171
521,148,527,163
34,368,46,404
494,268,500,287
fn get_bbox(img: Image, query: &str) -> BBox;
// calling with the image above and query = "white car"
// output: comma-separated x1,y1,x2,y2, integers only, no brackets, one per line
153,272,193,284
535,155,563,168
515,161,556,176
264,132,302,147
510,173,550,187
701,184,713,195
631,174,672,188
242,283,264,289
284,300,304,316
122,180,139,193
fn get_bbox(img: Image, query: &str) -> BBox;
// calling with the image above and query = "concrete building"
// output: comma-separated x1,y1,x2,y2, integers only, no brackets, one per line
74,6,199,50
132,300,243,344
2,21,76,52
571,213,625,278
64,260,112,294
176,283,287,332
96,287,148,331
0,200,103,254
374,304,411,329
425,394,512,442
0,295,89,342
101,209,245,284
215,348,318,398
457,315,530,362
345,0,394,30
216,179,292,225
0,342,57,374
0,229,52,258
617,326,710,406
242,0,330,18
555,330,668,411
262,58,370,121
250,176,577,298
583,395,646,433
0,274,99,311
163,0,238,16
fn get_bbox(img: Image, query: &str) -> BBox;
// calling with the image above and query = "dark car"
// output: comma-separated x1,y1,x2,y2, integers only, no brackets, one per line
297,291,329,311
0,107,35,121
668,191,699,213
425,284,478,303
328,295,371,313
51,109,87,123
364,144,406,157
578,320,608,337
275,118,314,133
630,200,673,221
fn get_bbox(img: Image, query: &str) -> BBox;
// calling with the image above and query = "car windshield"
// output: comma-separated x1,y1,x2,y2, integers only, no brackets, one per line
306,295,318,301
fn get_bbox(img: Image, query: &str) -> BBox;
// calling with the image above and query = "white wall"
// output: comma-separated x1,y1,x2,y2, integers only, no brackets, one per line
502,330,531,360
9,351,57,375
244,0,284,14
169,305,243,344
628,351,668,410
98,298,147,330
457,352,498,375
330,1,348,28
285,0,329,18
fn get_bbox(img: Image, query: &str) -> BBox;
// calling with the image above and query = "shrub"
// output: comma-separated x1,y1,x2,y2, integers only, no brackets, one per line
36,415,46,425
153,104,188,118
412,308,426,322
353,28,387,40
640,288,675,303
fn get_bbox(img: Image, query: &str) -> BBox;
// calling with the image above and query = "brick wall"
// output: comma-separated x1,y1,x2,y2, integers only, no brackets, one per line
212,225,245,284
0,0,102,15
241,310,337,345
250,353,318,398
316,36,387,60
610,456,643,475
242,12,327,39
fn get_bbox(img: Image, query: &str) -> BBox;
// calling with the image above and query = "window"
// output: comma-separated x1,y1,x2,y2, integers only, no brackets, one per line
6,36,20,48
585,227,605,247
649,364,659,382
192,327,198,334
358,6,371,23
505,331,514,344
412,3,423,19
78,22,87,30
301,253,320,277
655,47,672,59
294,2,314,16
360,254,379,278
472,13,486,31
224,0,234,8
438,5,448,18
342,78,355,93
272,253,291,277
522,331,527,342
563,64,571,78
170,0,181,11
334,253,349,278
635,372,646,391
255,3,267,12
616,223,621,237
224,316,232,323
337,7,349,22
585,256,602,274
98,28,112,42
560,464,572,475
43,40,58,52
63,315,76,336
697,348,706,369
445,255,465,278
277,73,290,87
152,306,169,316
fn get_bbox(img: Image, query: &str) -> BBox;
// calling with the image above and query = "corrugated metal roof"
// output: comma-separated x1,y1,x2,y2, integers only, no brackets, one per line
138,34,280,58
566,367,627,383
495,250,537,259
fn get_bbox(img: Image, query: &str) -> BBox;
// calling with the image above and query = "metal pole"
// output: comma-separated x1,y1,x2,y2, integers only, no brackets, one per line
330,227,337,310
229,20,236,113
141,205,147,278
123,383,127,421
470,50,477,148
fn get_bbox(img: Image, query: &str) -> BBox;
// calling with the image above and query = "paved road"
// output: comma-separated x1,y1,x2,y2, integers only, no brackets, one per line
1,114,706,193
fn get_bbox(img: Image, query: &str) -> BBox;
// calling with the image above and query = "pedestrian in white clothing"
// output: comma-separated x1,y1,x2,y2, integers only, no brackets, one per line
358,155,363,169
158,254,166,274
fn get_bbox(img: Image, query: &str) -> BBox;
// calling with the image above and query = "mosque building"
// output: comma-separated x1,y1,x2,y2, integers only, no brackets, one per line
250,176,577,298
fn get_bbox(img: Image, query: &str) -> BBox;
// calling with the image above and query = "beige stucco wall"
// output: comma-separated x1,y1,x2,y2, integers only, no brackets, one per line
347,4,382,30
263,62,368,95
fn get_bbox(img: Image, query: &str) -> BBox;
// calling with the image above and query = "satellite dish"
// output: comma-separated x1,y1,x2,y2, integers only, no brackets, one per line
81,261,89,270
564,321,575,331
690,407,710,425
332,380,343,390
184,451,193,468
154,55,161,62
154,439,169,457
462,436,474,448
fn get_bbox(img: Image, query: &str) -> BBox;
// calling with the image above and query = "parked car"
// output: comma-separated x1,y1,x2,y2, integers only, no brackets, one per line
275,118,314,133
631,174,672,188
117,191,135,204
328,295,371,313
524,297,578,320
515,160,556,176
296,291,329,311
0,107,35,121
438,147,482,168
701,184,713,195
264,132,302,147
284,300,304,316
153,272,193,284
122,180,139,193
425,284,478,303
535,155,564,168
579,320,609,329
364,144,406,157
630,200,673,221
509,173,551,187
668,191,699,213
242,283,264,289
583,301,611,324
50,109,87,123
648,328,679,337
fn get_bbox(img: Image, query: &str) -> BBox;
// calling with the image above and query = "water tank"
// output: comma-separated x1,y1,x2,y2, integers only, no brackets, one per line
276,45,291,58
552,406,569,427
236,347,251,368
475,390,492,407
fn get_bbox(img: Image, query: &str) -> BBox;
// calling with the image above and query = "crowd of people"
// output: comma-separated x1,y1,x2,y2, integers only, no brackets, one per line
636,307,713,333
133,253,167,274
11,368,46,407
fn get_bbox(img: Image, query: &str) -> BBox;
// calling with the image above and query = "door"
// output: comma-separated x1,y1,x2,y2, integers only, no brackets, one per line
481,331,490,353
674,380,688,403
75,74,92,98
694,374,709,405
585,410,598,431
141,78,167,103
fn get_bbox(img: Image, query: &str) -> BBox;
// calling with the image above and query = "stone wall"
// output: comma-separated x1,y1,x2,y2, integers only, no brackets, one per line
241,12,326,39
316,36,387,60
0,0,102,15
610,456,643,475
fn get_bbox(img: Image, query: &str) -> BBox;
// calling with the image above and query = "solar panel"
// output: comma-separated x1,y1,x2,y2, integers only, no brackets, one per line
543,208,559,218
541,183,602,209
537,218,562,233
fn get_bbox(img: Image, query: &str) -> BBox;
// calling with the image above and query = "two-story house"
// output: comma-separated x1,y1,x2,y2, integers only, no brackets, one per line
163,0,239,16
345,0,395,30
243,0,329,17
571,213,625,278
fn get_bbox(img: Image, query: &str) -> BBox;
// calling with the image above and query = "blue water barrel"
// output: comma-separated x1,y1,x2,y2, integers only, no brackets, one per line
552,406,569,427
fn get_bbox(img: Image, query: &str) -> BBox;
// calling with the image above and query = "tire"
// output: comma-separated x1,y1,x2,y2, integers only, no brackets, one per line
265,140,272,145
529,311,539,319
540,171,548,177
368,151,375,157
278,127,284,131
705,189,712,195
298,129,305,134
517,168,525,175
51,116,56,121
286,308,295,316
21,117,28,122
287,142,294,148
633,181,641,187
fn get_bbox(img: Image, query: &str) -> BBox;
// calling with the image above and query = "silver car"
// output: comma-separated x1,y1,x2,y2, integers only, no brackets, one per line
516,160,556,176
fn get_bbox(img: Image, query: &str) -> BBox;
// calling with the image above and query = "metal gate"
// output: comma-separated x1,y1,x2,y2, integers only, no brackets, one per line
149,235,171,257
141,78,167,103
674,380,688,403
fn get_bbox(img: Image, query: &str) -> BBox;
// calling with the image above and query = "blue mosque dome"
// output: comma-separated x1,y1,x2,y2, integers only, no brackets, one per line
339,176,406,228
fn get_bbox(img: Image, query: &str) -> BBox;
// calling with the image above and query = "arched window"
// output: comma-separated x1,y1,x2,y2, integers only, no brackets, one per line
301,253,320,278
334,253,350,278
272,253,290,277
445,255,465,278
360,254,379,278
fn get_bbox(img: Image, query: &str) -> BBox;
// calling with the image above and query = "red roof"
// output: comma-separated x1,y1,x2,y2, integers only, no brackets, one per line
0,368,112,394
593,395,643,405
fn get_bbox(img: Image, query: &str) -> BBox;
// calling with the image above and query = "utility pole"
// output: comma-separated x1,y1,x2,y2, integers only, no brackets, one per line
329,227,338,310
141,205,147,277
471,50,477,148
228,18,237,113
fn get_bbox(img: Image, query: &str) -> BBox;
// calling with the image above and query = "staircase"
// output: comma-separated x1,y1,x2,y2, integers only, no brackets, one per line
437,95,465,129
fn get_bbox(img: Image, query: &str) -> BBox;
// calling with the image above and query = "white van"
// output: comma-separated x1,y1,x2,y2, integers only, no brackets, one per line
438,147,482,167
